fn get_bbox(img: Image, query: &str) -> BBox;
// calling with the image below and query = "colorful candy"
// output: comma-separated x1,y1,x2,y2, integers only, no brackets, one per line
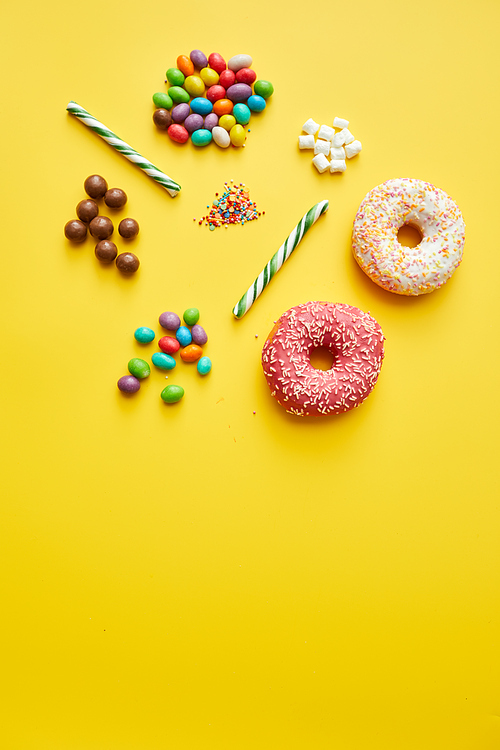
158,335,180,354
117,375,141,393
218,70,236,88
152,352,176,370
153,108,173,129
172,103,190,123
183,307,200,326
200,67,220,87
167,124,189,143
228,54,252,72
161,385,184,404
219,114,236,131
230,124,246,146
213,99,233,116
190,97,213,115
166,68,185,87
253,80,274,98
168,86,190,104
197,181,261,228
233,103,251,125
153,92,173,109
197,356,212,375
176,326,192,346
203,113,218,131
176,55,194,77
184,75,205,97
226,83,252,102
180,344,203,362
206,85,226,103
208,53,226,73
128,358,150,379
191,129,212,147
190,49,208,68
159,311,181,330
212,126,230,148
191,324,208,345
247,95,266,112
236,68,256,85
134,327,155,343
184,114,204,133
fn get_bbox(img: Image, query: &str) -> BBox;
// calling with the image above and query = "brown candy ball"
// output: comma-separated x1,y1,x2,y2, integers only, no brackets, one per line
64,219,87,242
104,188,127,209
95,240,118,263
118,218,140,239
76,199,99,223
89,215,114,240
116,252,140,273
84,174,108,200
153,108,173,130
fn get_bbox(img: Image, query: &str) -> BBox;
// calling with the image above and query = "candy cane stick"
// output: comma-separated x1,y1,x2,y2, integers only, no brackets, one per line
66,100,181,198
232,199,329,319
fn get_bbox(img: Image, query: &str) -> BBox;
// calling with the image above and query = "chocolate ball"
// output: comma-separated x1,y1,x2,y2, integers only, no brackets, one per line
116,252,140,273
64,219,87,242
84,174,108,199
118,218,139,239
76,199,99,223
104,188,127,209
153,108,172,130
95,240,118,263
89,215,114,240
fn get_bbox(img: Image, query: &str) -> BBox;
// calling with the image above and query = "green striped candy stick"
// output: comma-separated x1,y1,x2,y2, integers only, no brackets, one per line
66,100,181,198
232,199,329,319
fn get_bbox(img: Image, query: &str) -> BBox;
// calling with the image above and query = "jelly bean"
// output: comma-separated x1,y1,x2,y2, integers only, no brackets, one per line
177,55,194,77
158,335,180,354
219,114,236,131
233,103,251,125
184,113,204,133
153,92,173,109
228,54,253,72
213,98,233,116
212,126,230,148
200,67,219,87
206,85,226,103
176,326,192,346
166,68,185,86
204,113,219,131
183,307,200,325
167,123,189,144
191,324,208,345
197,356,212,375
134,326,155,343
235,68,257,85
254,80,274,99
218,70,236,90
208,52,226,73
190,49,208,69
161,385,184,404
247,94,266,112
117,375,141,393
159,311,181,330
190,97,213,116
230,124,246,147
180,344,203,363
184,75,205,97
172,103,190,123
168,86,190,104
191,129,212,147
128,358,150,379
152,352,176,370
226,83,253,103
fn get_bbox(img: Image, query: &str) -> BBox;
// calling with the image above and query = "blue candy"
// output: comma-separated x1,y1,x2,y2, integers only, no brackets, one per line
191,128,213,147
233,103,251,125
190,97,213,116
152,352,176,370
197,356,212,375
176,326,192,346
247,95,266,112
134,326,155,343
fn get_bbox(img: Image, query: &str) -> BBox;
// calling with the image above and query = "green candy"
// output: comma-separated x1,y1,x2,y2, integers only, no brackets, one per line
153,92,173,109
128,358,150,379
166,68,185,86
254,80,274,99
168,86,190,104
183,307,200,326
161,385,184,404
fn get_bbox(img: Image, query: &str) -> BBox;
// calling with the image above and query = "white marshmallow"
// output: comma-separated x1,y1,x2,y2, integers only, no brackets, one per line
314,139,331,156
340,128,355,145
333,117,349,129
329,159,346,173
345,140,362,158
330,146,345,160
312,154,330,173
332,131,345,147
298,134,315,149
302,118,320,135
318,124,335,141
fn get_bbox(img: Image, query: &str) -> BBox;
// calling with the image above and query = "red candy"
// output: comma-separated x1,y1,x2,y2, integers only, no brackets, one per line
159,336,180,354
208,53,226,73
167,124,189,143
218,69,236,88
206,84,226,103
235,68,257,85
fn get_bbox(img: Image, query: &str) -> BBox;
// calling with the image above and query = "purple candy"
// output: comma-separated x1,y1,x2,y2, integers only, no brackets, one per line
159,311,181,331
190,49,208,69
172,103,190,123
184,113,204,133
203,113,219,131
226,83,253,103
191,324,208,346
117,375,140,394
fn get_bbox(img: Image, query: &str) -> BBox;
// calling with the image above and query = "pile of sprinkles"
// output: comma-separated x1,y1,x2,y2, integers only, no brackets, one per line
196,181,264,230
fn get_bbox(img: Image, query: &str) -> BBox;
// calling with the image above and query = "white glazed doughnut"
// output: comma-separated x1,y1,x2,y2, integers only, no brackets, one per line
352,178,465,295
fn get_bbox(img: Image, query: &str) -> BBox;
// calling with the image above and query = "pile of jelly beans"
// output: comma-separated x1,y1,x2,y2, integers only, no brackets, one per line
152,51,274,149
117,307,211,404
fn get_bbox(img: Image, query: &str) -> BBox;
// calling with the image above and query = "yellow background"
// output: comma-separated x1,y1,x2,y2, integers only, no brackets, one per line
1,0,499,747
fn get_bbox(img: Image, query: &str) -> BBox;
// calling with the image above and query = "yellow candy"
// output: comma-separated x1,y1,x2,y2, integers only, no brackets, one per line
219,114,236,131
230,124,246,147
200,67,219,87
184,75,205,97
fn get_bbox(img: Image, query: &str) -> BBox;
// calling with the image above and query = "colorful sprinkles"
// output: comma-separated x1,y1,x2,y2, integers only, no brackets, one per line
197,182,263,230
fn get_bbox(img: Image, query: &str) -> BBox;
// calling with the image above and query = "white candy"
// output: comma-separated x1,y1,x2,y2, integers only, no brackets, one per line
312,154,330,173
332,131,345,147
318,124,335,141
299,134,315,149
302,118,320,135
314,139,331,156
345,140,362,158
228,54,253,72
330,146,345,160
212,126,231,148
333,117,349,129
340,128,355,145
329,159,346,173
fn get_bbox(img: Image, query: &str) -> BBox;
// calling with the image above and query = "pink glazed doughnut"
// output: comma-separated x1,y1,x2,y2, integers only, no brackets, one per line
261,301,385,417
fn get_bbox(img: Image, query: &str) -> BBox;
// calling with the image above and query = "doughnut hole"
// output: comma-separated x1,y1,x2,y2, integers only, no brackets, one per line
309,346,335,371
397,222,423,247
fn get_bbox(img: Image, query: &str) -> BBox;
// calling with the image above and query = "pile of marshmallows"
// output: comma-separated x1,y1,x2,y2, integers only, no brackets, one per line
299,117,362,174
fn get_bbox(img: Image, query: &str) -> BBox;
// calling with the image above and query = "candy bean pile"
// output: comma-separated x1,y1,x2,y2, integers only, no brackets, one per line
117,308,212,405
152,51,274,149
64,175,141,273
298,117,363,174
196,181,264,230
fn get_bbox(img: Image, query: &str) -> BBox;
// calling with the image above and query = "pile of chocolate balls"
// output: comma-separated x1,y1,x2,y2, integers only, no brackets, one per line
64,175,141,273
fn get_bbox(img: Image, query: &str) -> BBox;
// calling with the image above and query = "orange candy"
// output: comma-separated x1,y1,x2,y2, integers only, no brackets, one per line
213,98,233,116
180,344,203,362
177,55,194,77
